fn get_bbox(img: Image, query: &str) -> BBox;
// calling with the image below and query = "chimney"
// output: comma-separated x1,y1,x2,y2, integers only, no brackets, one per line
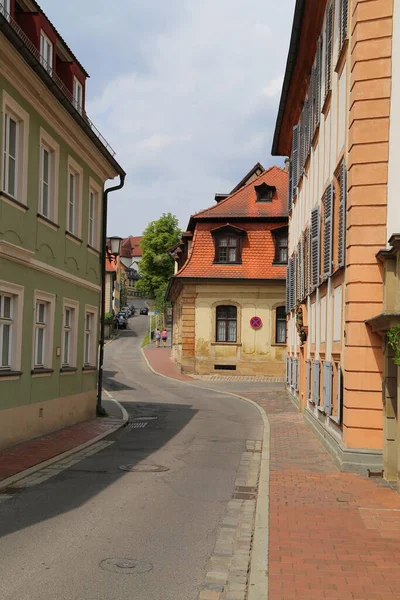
284,158,290,172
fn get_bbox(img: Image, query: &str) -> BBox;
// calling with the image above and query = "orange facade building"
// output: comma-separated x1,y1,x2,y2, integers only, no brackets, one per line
273,0,398,478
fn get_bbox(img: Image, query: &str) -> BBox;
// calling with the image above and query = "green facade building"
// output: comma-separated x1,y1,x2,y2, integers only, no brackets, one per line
0,0,125,449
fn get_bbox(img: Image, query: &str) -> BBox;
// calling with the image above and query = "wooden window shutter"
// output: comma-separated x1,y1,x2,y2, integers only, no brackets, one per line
312,360,320,406
286,263,290,313
309,68,315,146
306,359,311,400
338,161,347,267
311,206,320,288
306,228,311,295
292,125,299,193
323,183,333,278
299,239,304,301
299,109,305,174
302,99,309,166
325,2,334,98
323,361,333,415
340,0,348,50
288,159,293,213
316,37,323,126
290,255,295,310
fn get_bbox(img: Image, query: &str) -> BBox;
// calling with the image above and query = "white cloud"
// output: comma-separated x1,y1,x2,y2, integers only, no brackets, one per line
39,0,294,235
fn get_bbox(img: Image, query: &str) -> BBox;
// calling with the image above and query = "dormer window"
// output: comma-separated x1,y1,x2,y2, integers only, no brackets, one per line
40,31,53,75
212,224,246,264
272,227,288,264
255,182,276,202
73,77,83,114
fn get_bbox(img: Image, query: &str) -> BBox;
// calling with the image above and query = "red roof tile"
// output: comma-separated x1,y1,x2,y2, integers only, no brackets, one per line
176,221,287,280
192,166,288,220
121,236,143,258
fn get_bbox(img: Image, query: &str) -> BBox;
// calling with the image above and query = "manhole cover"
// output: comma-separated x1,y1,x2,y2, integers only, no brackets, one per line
100,558,153,574
119,463,169,473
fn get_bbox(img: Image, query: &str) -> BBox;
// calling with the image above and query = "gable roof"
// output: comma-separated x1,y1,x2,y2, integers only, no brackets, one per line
121,236,143,258
229,162,265,194
189,166,288,226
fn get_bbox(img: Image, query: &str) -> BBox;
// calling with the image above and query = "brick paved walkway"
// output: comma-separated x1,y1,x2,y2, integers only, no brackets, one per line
144,349,400,600
143,346,194,381
0,416,122,483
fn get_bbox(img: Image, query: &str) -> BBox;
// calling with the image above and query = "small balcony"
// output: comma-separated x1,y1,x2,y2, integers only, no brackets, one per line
0,3,116,158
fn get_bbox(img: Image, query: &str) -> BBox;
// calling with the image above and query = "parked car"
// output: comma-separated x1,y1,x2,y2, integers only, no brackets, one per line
121,307,131,319
129,306,135,316
115,313,127,329
140,307,149,315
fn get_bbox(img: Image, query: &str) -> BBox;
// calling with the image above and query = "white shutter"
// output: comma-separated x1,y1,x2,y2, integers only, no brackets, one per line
323,361,333,414
338,161,347,268
325,1,334,98
311,206,320,288
323,183,333,278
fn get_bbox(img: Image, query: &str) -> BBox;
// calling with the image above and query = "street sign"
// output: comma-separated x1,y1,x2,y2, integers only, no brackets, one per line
148,311,154,316
250,316,263,329
154,310,159,315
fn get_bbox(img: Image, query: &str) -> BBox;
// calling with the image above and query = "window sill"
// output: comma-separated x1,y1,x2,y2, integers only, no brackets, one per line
65,231,83,245
0,370,22,380
271,342,286,347
0,191,29,213
60,366,78,373
31,368,54,377
335,38,348,77
211,342,242,346
82,365,97,372
322,90,332,117
37,213,60,230
87,244,100,256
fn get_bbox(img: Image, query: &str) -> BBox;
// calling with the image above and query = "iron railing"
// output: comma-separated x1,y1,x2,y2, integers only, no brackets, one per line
0,3,116,157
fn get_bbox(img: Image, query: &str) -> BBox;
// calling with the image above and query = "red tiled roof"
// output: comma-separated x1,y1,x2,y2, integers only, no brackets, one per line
176,221,287,280
192,166,288,221
121,236,143,258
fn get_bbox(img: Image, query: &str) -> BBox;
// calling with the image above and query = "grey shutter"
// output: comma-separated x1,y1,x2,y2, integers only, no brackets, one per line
316,37,323,125
312,360,320,406
325,1,333,98
340,0,348,50
286,357,290,384
336,363,343,423
323,361,333,414
311,206,320,288
304,98,309,161
299,239,304,301
295,251,299,302
290,255,295,310
292,125,299,192
292,358,296,390
286,264,290,313
299,108,305,174
323,183,333,278
306,359,311,400
338,161,347,267
309,69,315,146
296,359,299,392
288,159,293,213
305,229,311,296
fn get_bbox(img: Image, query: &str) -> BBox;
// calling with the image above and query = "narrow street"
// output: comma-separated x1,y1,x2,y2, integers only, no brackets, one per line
0,315,263,600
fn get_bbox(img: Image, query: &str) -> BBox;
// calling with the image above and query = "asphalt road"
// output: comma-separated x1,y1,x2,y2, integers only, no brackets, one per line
0,315,262,600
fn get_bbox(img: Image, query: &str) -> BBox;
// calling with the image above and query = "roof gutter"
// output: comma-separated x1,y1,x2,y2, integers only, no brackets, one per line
271,0,305,157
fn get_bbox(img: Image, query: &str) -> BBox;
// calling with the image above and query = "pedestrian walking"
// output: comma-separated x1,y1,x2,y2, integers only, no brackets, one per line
155,328,161,348
161,327,168,348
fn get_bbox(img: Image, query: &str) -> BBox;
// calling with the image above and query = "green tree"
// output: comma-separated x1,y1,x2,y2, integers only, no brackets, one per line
120,272,127,308
136,213,181,303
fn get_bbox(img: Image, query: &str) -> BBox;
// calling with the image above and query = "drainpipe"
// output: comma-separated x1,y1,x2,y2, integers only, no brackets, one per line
97,174,126,416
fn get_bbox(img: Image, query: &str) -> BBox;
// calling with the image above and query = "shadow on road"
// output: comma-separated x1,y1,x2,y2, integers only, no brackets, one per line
0,401,198,539
103,370,136,391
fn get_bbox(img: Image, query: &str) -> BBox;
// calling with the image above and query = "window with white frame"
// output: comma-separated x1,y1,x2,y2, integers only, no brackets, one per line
84,307,97,367
67,158,82,237
0,293,12,370
73,77,83,114
88,189,97,247
38,129,59,223
2,93,29,205
62,300,78,368
40,31,53,75
33,292,55,370
275,306,286,344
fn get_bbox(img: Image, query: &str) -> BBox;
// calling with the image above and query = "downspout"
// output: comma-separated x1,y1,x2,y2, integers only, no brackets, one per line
97,174,126,416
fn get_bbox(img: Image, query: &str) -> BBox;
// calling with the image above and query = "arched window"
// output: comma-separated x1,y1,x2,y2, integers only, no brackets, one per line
216,306,237,342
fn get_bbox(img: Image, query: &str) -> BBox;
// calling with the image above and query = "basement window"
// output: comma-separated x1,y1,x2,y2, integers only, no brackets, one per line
214,364,237,371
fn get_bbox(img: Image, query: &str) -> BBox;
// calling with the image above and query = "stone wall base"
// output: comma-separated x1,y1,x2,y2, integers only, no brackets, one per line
0,391,96,451
303,407,383,475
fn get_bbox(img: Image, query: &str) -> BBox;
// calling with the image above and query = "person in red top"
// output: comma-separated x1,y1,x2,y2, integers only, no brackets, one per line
161,328,168,348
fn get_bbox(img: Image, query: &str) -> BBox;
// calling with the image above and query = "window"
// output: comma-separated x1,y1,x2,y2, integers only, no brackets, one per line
255,183,275,202
339,0,349,51
216,306,237,343
33,291,55,371
84,306,98,368
275,306,286,344
38,129,59,223
0,294,12,369
88,187,99,248
3,113,18,198
273,229,288,264
216,236,240,263
73,77,83,114
63,308,72,366
40,31,53,75
62,300,78,368
67,157,83,238
2,93,29,205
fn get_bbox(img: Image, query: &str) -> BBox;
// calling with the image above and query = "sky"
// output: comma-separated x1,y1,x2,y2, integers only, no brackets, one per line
40,0,295,237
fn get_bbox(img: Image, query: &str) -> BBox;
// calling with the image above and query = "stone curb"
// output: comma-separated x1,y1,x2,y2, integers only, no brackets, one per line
141,347,270,600
0,390,128,492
